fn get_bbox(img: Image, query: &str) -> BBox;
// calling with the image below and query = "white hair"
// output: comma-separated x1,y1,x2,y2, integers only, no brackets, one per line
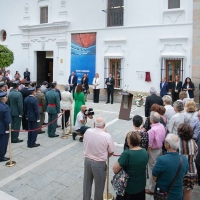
150,87,157,94
165,134,180,150
95,117,105,128
150,111,160,123
162,95,172,105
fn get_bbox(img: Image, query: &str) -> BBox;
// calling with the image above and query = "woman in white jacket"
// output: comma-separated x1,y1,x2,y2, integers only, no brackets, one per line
60,84,73,130
92,73,100,103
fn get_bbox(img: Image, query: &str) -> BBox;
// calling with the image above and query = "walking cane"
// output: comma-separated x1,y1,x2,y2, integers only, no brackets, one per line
61,110,68,139
6,124,16,167
68,109,72,136
103,157,114,200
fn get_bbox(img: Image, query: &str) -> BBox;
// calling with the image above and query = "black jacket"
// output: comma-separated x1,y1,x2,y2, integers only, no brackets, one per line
182,82,195,98
105,78,114,88
145,94,163,117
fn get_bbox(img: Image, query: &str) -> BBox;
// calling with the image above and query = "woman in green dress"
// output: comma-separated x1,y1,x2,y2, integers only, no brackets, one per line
74,84,85,125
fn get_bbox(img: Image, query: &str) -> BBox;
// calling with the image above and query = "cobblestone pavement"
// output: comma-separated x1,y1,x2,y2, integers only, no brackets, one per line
0,100,199,200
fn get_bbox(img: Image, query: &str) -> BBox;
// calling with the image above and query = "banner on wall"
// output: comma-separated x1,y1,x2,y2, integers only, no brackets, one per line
71,33,96,85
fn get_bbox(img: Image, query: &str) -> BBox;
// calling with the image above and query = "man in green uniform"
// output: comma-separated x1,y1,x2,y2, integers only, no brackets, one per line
35,85,46,134
7,82,23,143
45,82,60,138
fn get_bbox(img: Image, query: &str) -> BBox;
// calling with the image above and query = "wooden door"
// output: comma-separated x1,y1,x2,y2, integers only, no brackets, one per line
110,59,121,88
49,61,53,83
37,51,46,85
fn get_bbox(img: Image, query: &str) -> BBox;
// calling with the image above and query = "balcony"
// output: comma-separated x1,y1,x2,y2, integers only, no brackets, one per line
107,8,124,27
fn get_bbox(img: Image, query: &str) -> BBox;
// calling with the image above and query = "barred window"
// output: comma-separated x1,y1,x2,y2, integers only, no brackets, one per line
168,0,180,9
107,0,124,27
40,7,48,24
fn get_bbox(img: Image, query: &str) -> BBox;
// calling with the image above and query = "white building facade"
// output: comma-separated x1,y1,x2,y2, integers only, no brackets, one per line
0,0,193,100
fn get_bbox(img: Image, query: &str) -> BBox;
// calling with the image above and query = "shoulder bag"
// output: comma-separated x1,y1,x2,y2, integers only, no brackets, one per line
111,151,130,196
154,155,182,200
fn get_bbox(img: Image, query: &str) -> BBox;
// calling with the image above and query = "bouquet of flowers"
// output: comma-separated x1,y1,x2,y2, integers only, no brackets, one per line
134,94,148,107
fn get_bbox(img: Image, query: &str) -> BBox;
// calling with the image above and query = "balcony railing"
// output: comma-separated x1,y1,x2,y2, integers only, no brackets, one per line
107,8,124,27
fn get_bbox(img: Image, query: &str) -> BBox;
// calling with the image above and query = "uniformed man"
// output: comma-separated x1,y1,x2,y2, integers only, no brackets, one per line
24,87,40,148
46,82,60,138
7,81,23,143
35,85,46,134
0,92,12,162
20,81,31,130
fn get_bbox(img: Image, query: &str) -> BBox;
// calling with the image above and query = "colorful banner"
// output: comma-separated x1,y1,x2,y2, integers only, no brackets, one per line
71,33,96,84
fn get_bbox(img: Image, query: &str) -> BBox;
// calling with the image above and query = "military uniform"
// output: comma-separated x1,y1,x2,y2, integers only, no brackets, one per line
35,89,46,133
0,92,12,162
24,88,40,147
20,82,30,130
46,89,60,137
7,83,23,143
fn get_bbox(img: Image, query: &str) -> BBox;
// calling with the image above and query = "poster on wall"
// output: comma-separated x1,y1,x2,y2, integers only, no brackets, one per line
71,33,96,85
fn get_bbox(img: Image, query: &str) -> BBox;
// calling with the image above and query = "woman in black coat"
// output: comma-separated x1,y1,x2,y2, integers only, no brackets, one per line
182,77,195,100
81,73,89,101
172,75,182,102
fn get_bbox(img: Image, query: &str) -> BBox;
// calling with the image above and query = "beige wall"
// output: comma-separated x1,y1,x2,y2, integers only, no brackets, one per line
192,0,200,103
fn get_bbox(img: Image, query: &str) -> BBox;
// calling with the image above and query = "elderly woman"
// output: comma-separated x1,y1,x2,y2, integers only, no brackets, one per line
183,100,198,124
178,91,190,105
168,101,184,135
74,84,85,125
60,84,73,131
113,131,148,200
178,123,198,200
162,95,175,126
152,134,188,200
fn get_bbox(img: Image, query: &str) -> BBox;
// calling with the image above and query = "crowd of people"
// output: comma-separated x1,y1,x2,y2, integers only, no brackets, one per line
1,68,200,200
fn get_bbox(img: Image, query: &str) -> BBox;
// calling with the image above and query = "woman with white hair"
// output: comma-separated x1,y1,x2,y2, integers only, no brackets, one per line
152,134,188,200
168,101,184,135
60,84,73,132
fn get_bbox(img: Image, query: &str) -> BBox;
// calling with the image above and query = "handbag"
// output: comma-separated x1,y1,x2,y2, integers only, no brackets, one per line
111,151,130,196
154,155,182,200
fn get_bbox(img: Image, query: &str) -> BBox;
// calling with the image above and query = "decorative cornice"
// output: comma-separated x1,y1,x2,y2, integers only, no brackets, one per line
159,37,188,41
163,8,185,14
18,21,69,32
104,39,126,44
56,41,67,48
21,42,30,49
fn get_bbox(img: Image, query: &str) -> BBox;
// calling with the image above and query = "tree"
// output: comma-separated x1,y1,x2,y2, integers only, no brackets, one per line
0,44,14,68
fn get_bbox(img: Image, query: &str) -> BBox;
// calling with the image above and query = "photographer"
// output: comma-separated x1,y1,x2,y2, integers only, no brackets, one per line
73,105,93,142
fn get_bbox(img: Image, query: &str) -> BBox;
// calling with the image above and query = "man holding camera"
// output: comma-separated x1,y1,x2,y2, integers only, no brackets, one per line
73,105,93,142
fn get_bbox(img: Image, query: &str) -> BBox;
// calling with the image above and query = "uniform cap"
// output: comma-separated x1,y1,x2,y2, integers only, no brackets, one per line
28,87,36,92
24,81,31,86
0,92,7,97
36,85,41,90
12,81,20,86
0,82,5,87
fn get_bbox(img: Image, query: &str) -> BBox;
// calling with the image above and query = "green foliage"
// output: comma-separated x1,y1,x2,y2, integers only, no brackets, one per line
0,44,14,68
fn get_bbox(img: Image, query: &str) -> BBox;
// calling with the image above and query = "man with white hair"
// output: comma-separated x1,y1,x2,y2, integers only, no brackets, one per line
145,87,163,117
152,134,188,200
146,111,166,195
83,117,115,200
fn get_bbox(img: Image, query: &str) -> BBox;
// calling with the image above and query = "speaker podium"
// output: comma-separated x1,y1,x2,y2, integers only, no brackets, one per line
118,91,133,120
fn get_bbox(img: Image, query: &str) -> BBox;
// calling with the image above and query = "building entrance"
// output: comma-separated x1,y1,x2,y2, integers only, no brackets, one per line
36,51,53,85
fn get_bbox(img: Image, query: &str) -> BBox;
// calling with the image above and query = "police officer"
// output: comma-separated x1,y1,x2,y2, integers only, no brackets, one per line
0,81,5,92
35,85,46,134
7,82,23,143
20,81,31,130
0,92,11,162
24,87,40,148
46,82,60,138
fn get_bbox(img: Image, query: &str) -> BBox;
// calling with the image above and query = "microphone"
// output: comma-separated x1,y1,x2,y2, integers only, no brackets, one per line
126,85,129,92
121,85,126,92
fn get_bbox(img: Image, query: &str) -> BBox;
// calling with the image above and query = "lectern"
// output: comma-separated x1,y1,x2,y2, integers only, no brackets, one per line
118,91,133,120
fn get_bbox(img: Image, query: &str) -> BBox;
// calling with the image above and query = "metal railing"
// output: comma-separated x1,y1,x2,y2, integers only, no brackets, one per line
107,8,124,27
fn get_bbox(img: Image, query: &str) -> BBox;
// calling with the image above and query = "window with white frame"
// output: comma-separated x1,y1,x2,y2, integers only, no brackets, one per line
168,0,180,9
40,7,48,24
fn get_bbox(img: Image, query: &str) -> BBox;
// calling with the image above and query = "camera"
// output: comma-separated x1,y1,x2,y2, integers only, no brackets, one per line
84,108,94,116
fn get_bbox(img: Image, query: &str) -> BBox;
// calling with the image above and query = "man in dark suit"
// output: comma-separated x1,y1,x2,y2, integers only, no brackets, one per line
20,81,31,130
24,87,40,148
68,71,77,98
0,92,12,162
7,82,24,143
160,77,168,97
145,87,163,117
46,82,60,138
24,68,30,81
105,73,115,104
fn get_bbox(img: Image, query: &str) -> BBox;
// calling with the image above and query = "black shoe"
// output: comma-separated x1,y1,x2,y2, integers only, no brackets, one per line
79,137,83,142
106,102,109,104
56,125,61,128
43,122,47,125
0,157,9,162
49,134,59,138
38,131,45,134
72,132,77,140
30,144,40,148
111,102,113,104
12,139,23,143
